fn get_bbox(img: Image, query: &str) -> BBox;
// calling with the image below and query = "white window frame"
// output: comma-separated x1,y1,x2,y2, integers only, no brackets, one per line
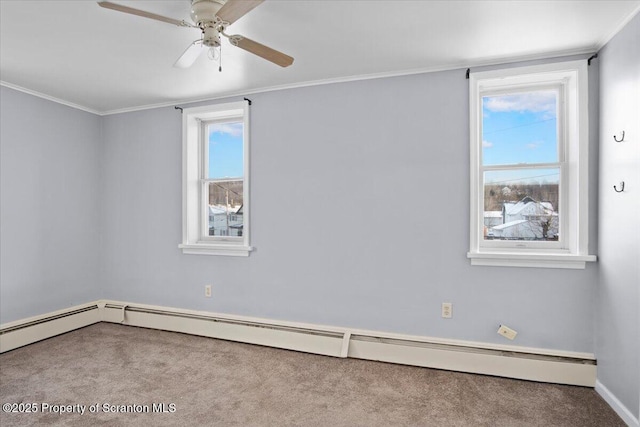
468,61,596,269
179,101,252,256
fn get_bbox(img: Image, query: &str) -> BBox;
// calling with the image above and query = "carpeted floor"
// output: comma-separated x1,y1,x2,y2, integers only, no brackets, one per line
0,323,624,426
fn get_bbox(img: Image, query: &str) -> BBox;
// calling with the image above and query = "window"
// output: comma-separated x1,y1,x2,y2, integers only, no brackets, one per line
468,61,596,269
179,101,252,256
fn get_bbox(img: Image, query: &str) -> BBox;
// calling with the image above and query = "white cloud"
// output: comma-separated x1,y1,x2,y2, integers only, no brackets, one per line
484,91,556,114
209,122,243,137
482,140,493,148
526,141,543,150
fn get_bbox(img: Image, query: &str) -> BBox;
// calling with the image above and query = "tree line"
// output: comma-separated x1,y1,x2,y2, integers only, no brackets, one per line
484,183,559,211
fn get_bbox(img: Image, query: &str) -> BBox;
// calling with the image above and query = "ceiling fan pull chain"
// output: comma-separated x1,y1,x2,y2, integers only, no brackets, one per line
219,43,223,72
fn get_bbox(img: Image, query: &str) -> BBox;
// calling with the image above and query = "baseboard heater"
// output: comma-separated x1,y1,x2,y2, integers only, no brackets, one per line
0,304,101,353
103,303,344,357
101,302,596,387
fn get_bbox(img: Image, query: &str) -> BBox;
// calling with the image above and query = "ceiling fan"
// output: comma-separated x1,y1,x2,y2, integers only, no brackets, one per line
97,0,294,68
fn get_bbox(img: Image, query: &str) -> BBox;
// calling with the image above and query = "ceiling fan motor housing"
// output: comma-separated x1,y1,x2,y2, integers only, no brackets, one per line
191,0,225,26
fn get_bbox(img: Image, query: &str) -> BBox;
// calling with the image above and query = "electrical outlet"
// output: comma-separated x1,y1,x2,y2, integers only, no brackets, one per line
441,302,452,318
205,285,212,298
497,324,517,340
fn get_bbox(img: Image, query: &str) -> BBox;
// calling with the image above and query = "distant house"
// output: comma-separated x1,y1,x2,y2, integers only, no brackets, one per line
502,196,555,223
490,219,541,239
484,211,503,228
208,204,243,237
487,196,558,240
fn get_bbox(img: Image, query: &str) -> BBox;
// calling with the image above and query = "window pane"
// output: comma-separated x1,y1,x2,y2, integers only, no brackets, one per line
482,90,558,166
483,169,559,241
208,180,243,237
207,122,243,179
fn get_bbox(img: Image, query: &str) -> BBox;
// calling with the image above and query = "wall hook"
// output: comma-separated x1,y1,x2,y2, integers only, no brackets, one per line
613,131,625,142
613,182,625,193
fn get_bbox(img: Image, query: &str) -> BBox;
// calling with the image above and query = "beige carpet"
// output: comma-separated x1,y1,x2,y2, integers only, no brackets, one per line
0,323,624,426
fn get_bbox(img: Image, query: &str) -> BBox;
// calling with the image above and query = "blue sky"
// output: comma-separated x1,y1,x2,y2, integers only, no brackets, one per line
208,122,243,179
482,90,559,185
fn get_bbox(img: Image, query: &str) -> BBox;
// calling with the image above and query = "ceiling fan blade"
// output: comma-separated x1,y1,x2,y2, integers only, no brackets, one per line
97,2,195,28
174,40,206,68
216,0,264,25
229,35,294,67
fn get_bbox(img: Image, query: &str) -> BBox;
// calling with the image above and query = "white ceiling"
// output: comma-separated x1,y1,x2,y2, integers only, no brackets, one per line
1,0,639,114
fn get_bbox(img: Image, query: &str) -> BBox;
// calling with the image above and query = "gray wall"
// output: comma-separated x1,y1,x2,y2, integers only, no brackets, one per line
596,13,640,420
100,56,599,353
0,87,102,323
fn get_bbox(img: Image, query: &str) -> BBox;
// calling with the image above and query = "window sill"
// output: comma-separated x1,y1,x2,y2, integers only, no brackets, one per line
179,243,253,257
467,252,597,269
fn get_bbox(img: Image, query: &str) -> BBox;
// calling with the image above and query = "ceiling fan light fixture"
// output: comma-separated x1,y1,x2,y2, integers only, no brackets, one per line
207,46,220,61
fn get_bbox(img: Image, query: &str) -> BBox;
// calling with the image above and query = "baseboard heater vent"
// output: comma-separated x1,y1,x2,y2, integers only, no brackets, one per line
0,306,98,335
348,334,596,386
0,304,100,353
350,335,596,365
105,304,342,339
102,303,345,358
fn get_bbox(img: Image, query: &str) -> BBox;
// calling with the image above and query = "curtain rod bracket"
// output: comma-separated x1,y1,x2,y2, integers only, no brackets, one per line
244,97,252,105
174,106,183,112
465,68,470,79
588,53,598,66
